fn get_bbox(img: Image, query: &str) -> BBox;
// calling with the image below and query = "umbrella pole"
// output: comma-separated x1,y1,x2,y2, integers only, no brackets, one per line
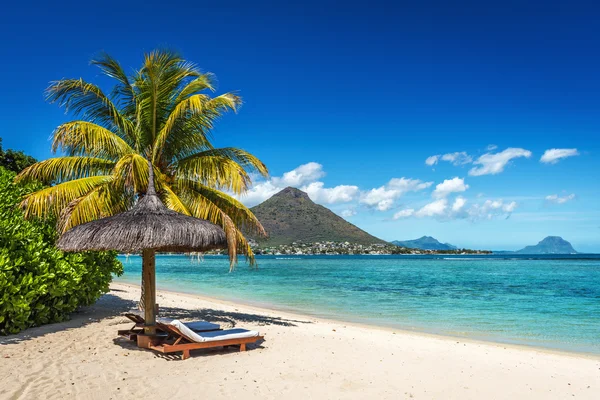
142,248,157,335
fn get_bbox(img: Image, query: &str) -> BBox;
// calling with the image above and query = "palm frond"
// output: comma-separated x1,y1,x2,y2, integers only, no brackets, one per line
46,79,135,143
158,120,214,163
113,153,154,195
152,93,211,162
175,73,216,103
156,93,242,164
177,179,266,237
134,50,202,148
20,175,113,220
234,228,257,267
90,52,137,117
176,147,268,177
175,154,252,194
221,212,239,268
204,93,242,115
16,157,115,184
176,184,259,267
51,121,133,160
159,182,191,215
58,182,131,232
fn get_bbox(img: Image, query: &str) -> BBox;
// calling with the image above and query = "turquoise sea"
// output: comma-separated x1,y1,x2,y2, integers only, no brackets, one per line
115,254,600,354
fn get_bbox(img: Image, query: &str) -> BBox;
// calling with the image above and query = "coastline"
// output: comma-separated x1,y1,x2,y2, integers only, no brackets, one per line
1,282,599,399
113,280,600,360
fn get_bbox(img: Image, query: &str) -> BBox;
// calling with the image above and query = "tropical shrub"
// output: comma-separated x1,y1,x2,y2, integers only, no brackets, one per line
0,166,122,334
0,137,37,173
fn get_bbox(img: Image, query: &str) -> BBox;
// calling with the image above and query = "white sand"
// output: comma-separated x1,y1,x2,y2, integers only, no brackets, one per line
1,282,598,399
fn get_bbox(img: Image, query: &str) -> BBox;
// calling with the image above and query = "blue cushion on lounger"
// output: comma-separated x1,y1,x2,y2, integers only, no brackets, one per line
170,320,259,343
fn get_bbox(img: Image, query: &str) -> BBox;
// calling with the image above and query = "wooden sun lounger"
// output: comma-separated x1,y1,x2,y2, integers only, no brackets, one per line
117,313,220,341
148,322,264,360
118,313,152,340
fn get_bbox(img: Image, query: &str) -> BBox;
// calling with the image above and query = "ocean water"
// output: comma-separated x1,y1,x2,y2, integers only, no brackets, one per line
114,254,600,354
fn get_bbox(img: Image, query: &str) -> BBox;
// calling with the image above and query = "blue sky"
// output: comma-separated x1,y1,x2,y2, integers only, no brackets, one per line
1,0,599,251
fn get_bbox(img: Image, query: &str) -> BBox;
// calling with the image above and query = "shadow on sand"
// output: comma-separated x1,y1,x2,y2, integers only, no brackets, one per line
156,305,310,328
0,294,138,346
1,291,309,346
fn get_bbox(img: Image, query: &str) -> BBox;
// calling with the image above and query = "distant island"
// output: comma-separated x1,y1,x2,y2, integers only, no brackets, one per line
247,188,489,255
495,236,578,255
391,236,457,251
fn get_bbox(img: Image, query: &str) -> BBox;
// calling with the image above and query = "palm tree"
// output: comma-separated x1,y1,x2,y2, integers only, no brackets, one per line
16,49,268,269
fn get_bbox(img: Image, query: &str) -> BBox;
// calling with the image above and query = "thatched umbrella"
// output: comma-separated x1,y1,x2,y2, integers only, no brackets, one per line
57,160,228,335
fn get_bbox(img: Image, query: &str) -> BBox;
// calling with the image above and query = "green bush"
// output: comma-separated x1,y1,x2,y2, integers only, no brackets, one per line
0,166,123,334
0,138,37,173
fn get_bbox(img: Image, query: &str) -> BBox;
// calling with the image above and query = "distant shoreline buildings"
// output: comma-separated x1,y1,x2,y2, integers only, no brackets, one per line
249,241,491,256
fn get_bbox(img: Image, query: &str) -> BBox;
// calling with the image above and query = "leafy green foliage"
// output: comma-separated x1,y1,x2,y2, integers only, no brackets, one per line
0,166,122,335
0,138,37,173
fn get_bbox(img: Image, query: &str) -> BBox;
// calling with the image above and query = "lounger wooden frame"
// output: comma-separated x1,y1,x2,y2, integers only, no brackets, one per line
117,313,221,341
117,313,148,340
148,322,264,360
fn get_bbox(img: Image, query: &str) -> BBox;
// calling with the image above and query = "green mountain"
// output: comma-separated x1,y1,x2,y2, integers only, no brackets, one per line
514,236,578,254
249,187,386,246
391,236,457,251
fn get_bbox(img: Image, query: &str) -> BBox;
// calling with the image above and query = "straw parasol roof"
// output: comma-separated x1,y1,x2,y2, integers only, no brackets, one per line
57,162,227,253
56,160,229,340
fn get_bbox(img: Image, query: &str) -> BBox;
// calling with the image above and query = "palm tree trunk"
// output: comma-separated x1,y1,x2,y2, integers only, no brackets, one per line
139,275,145,311
141,248,156,334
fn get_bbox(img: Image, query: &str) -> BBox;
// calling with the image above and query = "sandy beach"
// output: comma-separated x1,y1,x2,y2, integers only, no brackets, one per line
0,282,598,399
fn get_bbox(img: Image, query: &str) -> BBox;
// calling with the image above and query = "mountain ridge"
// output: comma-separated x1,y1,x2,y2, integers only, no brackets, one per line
514,236,578,254
391,236,457,251
249,187,386,246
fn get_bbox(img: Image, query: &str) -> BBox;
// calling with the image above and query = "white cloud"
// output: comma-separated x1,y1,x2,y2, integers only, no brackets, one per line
469,148,532,176
393,208,415,219
360,187,397,211
301,182,359,204
241,163,433,212
415,199,448,217
393,196,517,221
239,162,358,207
545,194,576,204
239,180,283,207
467,199,517,220
376,199,394,211
275,162,325,186
425,155,440,166
388,178,433,192
432,177,469,198
339,209,357,218
540,148,579,164
486,144,498,151
360,178,432,211
441,151,473,166
452,196,467,212
240,155,525,227
425,151,472,167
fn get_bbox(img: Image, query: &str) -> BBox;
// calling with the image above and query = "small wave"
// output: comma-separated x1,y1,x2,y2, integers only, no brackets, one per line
443,257,514,261
275,257,303,260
